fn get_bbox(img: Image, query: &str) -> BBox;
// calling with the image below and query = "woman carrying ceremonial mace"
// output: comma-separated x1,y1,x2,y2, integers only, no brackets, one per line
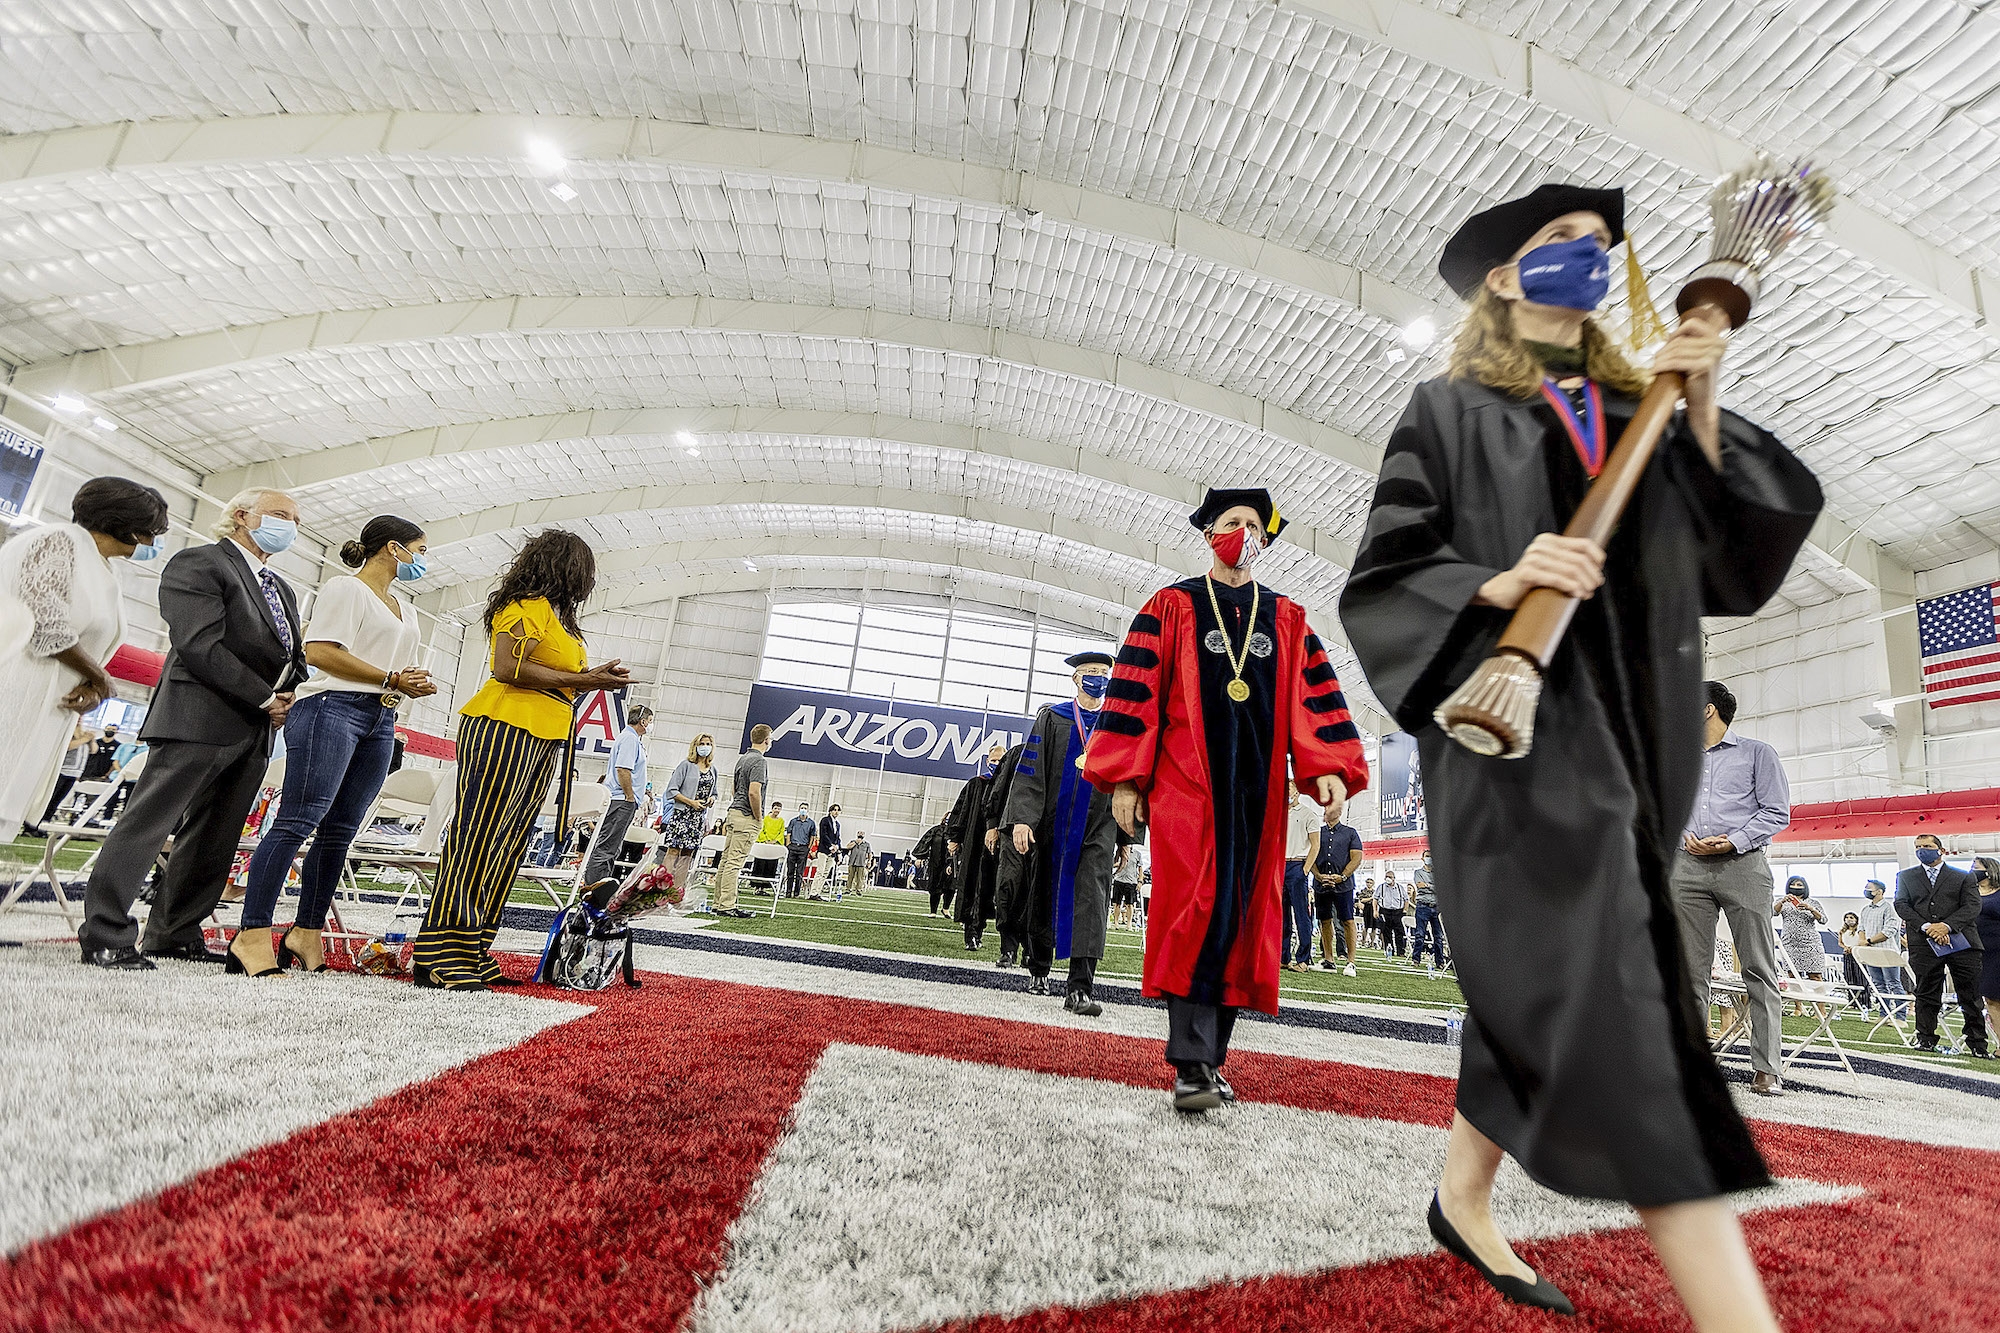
1341,166,1829,1331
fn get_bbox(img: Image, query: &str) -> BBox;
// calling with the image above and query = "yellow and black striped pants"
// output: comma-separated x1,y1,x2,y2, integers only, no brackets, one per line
414,713,565,984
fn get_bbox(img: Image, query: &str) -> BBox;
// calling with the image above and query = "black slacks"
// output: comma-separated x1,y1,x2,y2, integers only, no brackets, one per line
1911,944,1991,1049
1165,995,1239,1071
80,732,270,952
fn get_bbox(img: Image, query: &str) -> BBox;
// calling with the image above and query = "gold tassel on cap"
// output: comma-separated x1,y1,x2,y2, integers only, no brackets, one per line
1624,236,1667,347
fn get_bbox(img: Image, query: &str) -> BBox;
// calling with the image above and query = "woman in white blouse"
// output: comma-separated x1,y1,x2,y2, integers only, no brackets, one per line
231,516,438,977
0,477,169,835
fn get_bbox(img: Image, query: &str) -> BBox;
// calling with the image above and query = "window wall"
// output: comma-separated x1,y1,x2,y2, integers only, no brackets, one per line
759,599,1112,713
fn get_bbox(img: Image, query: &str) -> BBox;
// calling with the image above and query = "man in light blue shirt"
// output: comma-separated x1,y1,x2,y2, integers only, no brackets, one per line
583,705,652,897
1855,879,1907,1019
1672,681,1792,1095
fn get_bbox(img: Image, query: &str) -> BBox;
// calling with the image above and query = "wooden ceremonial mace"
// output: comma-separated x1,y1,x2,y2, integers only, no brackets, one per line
1434,157,1836,760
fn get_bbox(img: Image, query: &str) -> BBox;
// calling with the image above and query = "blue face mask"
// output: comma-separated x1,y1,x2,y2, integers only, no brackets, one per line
1078,672,1111,700
129,541,161,562
1516,235,1610,312
392,545,429,582
1917,847,1942,866
250,515,298,555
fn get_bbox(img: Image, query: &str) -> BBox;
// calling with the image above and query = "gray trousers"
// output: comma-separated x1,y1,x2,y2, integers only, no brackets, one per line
582,798,639,891
1672,848,1782,1077
81,732,270,953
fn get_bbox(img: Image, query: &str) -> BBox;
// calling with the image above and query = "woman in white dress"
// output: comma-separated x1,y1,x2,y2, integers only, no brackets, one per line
0,478,170,833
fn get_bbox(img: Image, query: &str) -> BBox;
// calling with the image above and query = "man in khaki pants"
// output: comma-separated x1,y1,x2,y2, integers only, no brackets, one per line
713,725,773,919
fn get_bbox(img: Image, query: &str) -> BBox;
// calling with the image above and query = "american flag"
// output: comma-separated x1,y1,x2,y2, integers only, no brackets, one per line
1918,580,2000,709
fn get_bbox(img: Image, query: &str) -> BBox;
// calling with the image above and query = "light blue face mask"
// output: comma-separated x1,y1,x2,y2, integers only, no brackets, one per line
129,541,162,562
250,515,298,554
392,543,429,582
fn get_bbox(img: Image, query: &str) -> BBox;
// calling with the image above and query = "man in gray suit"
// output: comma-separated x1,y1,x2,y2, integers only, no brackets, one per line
79,489,309,969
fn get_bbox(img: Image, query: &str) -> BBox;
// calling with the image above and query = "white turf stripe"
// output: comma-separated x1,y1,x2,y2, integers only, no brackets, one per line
0,943,584,1256
692,1044,1857,1333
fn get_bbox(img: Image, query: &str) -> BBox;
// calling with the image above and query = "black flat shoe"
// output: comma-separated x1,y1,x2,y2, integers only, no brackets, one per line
1173,1063,1223,1113
277,929,329,973
1427,1193,1575,1315
412,963,489,993
143,940,227,964
80,945,156,970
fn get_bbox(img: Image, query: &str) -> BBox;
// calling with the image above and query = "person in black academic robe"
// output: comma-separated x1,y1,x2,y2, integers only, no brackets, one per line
947,741,1008,950
914,822,953,916
1340,183,1820,1326
1003,652,1120,1012
986,741,1030,968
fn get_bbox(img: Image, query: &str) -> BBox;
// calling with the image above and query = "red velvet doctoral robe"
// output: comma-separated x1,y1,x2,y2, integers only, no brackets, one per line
1083,579,1369,1014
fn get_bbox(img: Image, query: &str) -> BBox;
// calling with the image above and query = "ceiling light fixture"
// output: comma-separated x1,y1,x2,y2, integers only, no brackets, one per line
675,430,698,447
548,181,579,203
526,138,567,175
744,559,758,571
1386,348,1409,366
685,447,699,457
1400,317,1437,349
51,394,86,414
92,415,119,433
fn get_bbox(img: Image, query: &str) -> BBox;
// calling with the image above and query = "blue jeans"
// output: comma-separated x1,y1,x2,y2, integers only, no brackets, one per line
1863,962,1909,1019
1411,902,1446,967
1281,860,1312,963
241,691,398,930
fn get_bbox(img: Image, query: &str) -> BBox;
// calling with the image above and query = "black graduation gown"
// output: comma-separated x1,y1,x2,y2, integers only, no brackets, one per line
949,767,1006,932
1339,374,1822,1207
987,744,1034,939
1002,702,1118,962
914,822,953,903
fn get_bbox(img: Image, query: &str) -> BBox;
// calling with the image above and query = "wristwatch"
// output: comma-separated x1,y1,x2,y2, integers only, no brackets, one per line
380,669,406,709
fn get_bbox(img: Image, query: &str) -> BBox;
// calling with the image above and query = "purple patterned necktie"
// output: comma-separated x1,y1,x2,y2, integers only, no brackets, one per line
258,568,294,652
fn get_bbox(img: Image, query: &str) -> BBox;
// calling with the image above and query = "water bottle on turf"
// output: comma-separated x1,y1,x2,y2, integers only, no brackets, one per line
1444,1009,1463,1049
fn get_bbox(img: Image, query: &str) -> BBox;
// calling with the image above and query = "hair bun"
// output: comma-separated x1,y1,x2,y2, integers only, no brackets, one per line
339,539,368,567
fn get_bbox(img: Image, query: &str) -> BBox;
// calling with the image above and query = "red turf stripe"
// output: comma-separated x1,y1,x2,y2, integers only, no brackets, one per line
6,965,1999,1333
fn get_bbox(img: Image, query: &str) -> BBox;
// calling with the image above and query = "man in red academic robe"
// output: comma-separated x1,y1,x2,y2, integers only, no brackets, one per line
1083,487,1370,1111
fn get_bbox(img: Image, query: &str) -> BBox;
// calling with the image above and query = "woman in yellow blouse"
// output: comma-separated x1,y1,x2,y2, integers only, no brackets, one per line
413,530,629,991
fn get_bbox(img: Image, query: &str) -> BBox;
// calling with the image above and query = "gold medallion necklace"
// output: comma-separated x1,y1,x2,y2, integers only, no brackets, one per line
1203,574,1258,703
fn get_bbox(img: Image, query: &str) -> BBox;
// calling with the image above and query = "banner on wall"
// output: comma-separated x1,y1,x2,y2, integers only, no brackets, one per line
574,687,629,757
1378,731,1427,836
0,422,44,519
743,682,1035,781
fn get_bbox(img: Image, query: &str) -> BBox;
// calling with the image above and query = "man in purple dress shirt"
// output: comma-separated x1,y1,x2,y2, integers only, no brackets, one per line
1672,681,1793,1096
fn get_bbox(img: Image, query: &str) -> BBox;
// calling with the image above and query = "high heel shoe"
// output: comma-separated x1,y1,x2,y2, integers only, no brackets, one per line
225,932,284,978
1427,1192,1575,1315
277,928,328,973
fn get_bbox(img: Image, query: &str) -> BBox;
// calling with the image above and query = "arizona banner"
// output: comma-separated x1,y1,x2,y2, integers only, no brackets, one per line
744,682,1033,780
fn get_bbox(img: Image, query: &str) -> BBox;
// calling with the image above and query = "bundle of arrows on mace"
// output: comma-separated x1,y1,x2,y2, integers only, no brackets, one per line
1434,156,1837,760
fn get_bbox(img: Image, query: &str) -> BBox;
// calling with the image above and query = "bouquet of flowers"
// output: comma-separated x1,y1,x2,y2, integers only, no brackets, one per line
599,863,681,925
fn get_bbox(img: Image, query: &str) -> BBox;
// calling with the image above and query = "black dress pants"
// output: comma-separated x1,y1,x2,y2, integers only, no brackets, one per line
1165,994,1239,1071
80,733,270,953
1066,954,1098,996
1912,944,1991,1049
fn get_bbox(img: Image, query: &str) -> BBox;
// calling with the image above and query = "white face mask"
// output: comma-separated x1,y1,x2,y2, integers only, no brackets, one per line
696,744,712,757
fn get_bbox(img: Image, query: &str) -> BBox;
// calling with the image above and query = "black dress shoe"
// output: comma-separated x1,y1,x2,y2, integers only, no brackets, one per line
1173,1063,1223,1113
143,940,227,964
1427,1192,1575,1315
1970,1046,1996,1060
1215,1071,1237,1104
1027,975,1049,996
1064,989,1104,1017
80,945,157,970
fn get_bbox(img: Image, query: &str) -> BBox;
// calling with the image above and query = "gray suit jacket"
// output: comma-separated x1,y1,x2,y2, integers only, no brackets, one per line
142,540,308,748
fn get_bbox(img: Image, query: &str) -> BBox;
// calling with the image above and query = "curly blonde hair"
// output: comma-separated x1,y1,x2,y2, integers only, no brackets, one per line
1447,286,1650,399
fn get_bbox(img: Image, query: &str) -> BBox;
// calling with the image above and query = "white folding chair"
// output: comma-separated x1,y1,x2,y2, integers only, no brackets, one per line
1,752,151,929
338,767,448,939
517,782,612,910
1852,943,1915,1047
1769,943,1859,1075
746,844,785,914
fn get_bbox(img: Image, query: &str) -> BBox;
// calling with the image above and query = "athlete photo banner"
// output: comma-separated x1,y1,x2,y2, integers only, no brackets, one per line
1379,730,1427,835
744,682,1034,780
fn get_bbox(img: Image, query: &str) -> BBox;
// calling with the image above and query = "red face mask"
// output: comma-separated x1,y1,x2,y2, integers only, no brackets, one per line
1208,526,1260,568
